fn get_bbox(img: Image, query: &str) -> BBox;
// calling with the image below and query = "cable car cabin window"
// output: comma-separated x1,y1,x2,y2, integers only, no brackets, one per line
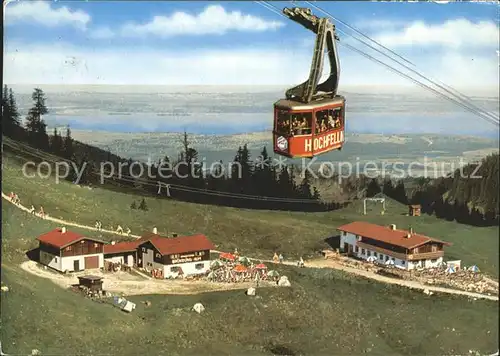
315,107,343,134
276,109,291,136
291,113,312,136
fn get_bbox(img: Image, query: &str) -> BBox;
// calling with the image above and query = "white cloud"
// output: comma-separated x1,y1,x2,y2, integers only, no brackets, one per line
374,19,498,48
120,4,284,37
5,1,91,30
3,41,498,96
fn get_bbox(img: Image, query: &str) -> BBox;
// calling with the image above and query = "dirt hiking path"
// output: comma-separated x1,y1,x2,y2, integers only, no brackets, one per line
3,192,498,301
20,260,274,296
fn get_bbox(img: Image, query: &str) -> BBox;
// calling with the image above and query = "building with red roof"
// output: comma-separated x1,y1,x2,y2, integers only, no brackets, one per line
136,232,215,278
337,221,451,270
37,227,105,273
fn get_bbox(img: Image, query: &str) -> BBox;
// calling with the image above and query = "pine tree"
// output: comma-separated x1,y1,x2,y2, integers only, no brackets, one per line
138,198,148,211
299,168,313,198
63,126,74,159
366,179,381,197
130,201,137,209
25,88,49,149
312,186,321,200
2,85,21,137
50,127,63,155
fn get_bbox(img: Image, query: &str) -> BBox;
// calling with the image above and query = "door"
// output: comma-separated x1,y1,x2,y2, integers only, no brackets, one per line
84,255,99,269
74,260,80,272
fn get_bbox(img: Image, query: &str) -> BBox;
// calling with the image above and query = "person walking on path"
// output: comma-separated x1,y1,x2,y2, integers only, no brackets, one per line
279,253,284,264
273,252,279,263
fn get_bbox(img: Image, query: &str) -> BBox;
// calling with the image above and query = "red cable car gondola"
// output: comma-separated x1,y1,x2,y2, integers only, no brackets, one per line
273,7,346,159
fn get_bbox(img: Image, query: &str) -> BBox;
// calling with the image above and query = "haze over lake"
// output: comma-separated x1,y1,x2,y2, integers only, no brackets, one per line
8,85,499,138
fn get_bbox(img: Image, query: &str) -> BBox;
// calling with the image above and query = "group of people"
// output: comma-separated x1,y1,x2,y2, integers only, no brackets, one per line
9,192,47,218
272,252,305,267
94,221,131,235
8,192,21,205
276,110,343,136
28,205,46,218
315,110,342,134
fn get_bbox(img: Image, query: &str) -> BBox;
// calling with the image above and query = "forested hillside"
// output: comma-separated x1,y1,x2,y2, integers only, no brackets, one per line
2,85,498,224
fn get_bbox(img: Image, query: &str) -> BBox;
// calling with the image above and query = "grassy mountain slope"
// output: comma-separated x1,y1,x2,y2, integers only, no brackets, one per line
1,146,499,355
2,202,499,355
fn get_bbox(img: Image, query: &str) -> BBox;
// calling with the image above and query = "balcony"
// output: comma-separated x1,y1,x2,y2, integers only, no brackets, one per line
407,250,444,261
356,242,444,261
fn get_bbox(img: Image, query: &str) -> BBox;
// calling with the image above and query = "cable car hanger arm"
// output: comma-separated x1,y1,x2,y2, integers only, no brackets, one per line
283,7,341,103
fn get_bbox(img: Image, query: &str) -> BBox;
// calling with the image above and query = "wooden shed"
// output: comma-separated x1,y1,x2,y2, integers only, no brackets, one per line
77,275,103,292
409,205,421,216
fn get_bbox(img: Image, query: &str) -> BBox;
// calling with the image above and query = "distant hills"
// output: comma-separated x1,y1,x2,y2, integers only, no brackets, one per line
70,130,499,177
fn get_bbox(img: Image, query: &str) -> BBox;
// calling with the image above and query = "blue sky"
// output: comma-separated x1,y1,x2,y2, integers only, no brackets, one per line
4,1,499,91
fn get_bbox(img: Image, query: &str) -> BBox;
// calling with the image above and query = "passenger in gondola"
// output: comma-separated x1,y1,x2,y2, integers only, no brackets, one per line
291,116,300,135
320,120,327,132
327,114,335,130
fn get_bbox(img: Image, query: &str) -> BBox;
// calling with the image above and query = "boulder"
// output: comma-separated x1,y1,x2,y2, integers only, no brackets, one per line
278,276,291,287
193,303,205,314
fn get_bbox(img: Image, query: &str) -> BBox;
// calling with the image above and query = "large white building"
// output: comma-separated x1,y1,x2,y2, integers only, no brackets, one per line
37,227,105,273
337,222,451,270
137,233,215,279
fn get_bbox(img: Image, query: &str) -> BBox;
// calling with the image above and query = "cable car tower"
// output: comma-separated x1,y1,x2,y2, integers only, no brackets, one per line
273,7,346,158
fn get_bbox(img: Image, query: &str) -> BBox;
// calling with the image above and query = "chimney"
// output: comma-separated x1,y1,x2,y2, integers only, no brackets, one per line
111,241,116,245
61,227,66,234
153,227,158,234
389,224,396,230
410,227,414,235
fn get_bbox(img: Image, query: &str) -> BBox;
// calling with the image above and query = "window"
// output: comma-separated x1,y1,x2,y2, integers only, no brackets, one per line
291,112,312,136
195,263,204,270
361,249,365,255
385,256,389,261
374,252,378,257
355,246,359,253
401,261,405,265
93,243,99,248
66,246,72,251
171,266,181,273
142,247,146,252
367,251,371,257
55,257,58,262
391,257,395,261
156,253,161,259
315,108,343,134
147,262,153,267
276,110,291,135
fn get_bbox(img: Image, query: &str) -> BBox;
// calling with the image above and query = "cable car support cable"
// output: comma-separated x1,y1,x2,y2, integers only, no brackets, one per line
303,0,499,124
258,1,499,128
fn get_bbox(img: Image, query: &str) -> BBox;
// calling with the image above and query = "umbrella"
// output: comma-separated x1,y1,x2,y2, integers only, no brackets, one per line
366,256,377,263
233,264,248,273
255,263,267,270
210,260,223,269
468,265,480,273
385,259,395,266
267,270,279,277
219,252,236,261
445,266,456,274
238,256,251,265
